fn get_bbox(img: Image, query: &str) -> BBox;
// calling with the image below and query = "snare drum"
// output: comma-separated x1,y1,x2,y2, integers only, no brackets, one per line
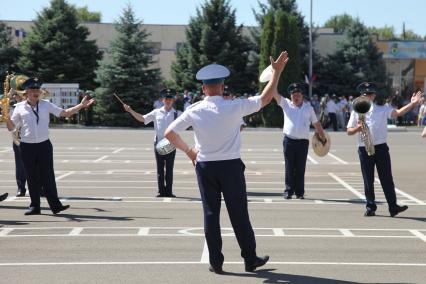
155,138,176,155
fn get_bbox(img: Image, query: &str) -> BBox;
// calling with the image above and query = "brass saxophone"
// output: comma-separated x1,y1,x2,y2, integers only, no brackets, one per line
1,73,12,122
353,96,375,156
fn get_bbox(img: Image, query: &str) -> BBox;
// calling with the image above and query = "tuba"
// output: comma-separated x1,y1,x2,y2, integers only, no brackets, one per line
353,96,375,156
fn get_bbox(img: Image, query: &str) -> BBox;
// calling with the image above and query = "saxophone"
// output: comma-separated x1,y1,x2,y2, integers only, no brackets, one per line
353,96,375,156
1,73,12,122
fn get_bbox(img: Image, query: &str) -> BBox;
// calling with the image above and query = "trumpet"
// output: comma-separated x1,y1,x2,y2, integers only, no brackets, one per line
1,73,13,122
353,96,375,156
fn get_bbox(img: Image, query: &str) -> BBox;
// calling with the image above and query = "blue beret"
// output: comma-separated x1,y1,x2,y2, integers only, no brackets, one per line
196,64,230,85
287,83,307,94
22,77,42,90
357,82,376,95
160,88,176,98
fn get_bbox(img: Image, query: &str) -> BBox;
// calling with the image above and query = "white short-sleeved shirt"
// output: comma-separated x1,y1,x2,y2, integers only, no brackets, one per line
10,99,63,144
326,100,338,113
143,107,180,141
278,97,318,140
168,95,262,162
347,104,394,146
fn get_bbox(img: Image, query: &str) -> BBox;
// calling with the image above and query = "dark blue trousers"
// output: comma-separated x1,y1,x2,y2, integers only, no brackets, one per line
195,159,257,267
20,140,62,210
283,136,309,197
358,143,397,211
154,149,176,195
13,142,27,193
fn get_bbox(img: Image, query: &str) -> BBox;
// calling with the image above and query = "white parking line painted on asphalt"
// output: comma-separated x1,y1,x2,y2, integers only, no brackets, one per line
328,173,366,200
93,155,109,163
374,178,425,205
0,261,424,267
307,155,319,164
112,148,125,154
0,228,14,236
339,229,354,237
69,228,83,236
273,228,285,236
0,149,12,153
326,153,349,165
409,230,426,243
137,228,150,236
55,171,75,181
200,240,209,264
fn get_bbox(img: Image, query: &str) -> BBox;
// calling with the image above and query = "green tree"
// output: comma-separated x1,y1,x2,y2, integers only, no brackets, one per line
316,19,389,98
258,10,301,127
17,0,101,90
76,6,101,22
368,26,396,40
171,0,252,92
323,14,356,33
0,22,21,85
94,4,161,127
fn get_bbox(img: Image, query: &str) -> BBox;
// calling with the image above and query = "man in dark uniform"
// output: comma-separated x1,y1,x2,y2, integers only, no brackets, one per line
6,77,94,215
347,82,422,217
165,51,289,273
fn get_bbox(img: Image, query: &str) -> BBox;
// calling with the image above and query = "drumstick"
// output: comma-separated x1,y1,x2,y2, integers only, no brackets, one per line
113,93,125,105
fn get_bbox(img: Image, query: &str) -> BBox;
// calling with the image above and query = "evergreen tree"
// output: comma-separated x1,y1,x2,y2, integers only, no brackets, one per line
316,19,389,98
171,0,252,92
258,10,301,127
323,14,356,33
17,0,101,90
0,22,21,84
76,6,101,22
94,4,161,127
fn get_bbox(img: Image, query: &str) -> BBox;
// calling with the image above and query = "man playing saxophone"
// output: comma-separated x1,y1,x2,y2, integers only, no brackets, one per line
347,82,422,217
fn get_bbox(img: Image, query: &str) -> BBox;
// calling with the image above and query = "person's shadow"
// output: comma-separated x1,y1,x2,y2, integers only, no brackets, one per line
221,268,412,284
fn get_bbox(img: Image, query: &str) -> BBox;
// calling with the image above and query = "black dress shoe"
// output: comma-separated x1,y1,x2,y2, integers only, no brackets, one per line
245,255,269,272
25,207,41,215
296,195,304,199
208,265,224,274
52,205,70,215
165,193,176,198
364,208,376,217
390,205,408,217
16,191,26,197
283,193,292,199
0,192,8,202
156,193,166,198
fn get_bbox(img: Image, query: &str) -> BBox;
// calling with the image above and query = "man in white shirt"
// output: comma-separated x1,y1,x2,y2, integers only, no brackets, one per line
274,83,326,199
327,95,338,131
165,51,289,274
5,77,94,215
347,82,422,217
123,89,180,197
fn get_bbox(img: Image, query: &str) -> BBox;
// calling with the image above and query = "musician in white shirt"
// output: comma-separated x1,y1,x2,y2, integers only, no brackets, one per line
6,77,94,215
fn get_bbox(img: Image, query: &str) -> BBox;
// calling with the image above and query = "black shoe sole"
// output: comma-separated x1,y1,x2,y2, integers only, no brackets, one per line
245,256,270,272
208,266,224,274
25,210,41,215
52,205,70,215
0,193,8,202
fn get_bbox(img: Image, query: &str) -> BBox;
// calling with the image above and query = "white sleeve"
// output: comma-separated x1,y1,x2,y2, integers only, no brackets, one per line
48,101,64,117
309,106,318,124
10,106,22,131
142,110,156,125
278,96,287,109
347,111,358,128
385,105,395,119
168,110,192,133
238,96,262,116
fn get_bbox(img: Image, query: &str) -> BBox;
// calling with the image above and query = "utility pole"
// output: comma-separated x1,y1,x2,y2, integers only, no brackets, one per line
309,0,313,99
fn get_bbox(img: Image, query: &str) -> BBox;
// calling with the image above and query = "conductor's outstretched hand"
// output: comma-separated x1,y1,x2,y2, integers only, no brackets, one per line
270,51,289,75
81,95,96,108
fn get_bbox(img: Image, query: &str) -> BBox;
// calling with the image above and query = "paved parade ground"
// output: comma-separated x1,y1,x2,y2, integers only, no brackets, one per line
0,128,425,283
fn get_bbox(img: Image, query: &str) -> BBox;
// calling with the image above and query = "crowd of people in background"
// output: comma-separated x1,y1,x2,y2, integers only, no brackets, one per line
153,88,426,130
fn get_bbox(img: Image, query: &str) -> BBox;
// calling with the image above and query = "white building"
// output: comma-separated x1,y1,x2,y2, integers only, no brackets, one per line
41,83,79,108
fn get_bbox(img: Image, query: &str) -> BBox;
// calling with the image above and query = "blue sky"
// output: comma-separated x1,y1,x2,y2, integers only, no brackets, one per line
1,0,425,36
